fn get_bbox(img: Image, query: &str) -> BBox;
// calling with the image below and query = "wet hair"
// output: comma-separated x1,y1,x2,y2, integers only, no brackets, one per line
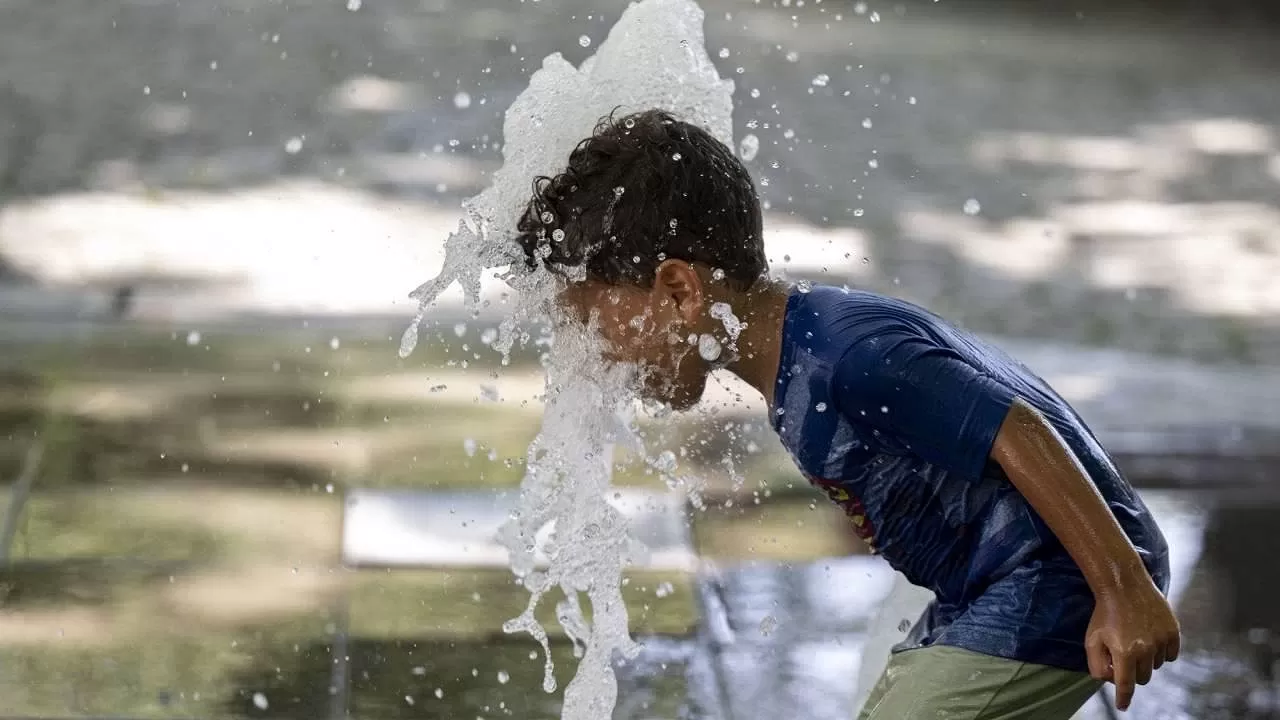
514,109,766,293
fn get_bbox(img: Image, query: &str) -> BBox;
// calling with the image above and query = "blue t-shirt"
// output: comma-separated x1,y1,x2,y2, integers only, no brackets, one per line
771,285,1170,672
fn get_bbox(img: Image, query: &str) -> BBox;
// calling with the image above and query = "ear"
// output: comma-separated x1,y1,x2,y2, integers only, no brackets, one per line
652,260,705,323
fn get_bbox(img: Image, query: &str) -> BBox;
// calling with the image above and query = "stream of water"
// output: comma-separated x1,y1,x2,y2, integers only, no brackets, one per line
398,1,740,717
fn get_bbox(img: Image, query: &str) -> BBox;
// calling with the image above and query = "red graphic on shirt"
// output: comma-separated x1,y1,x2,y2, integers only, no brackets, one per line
808,475,878,551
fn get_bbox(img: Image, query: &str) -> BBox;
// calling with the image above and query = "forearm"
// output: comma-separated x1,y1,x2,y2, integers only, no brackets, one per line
992,397,1151,598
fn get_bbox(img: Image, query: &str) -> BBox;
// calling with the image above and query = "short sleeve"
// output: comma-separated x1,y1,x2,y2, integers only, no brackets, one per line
832,331,1017,479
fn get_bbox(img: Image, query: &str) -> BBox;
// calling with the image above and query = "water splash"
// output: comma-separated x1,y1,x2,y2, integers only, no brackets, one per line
397,1,734,718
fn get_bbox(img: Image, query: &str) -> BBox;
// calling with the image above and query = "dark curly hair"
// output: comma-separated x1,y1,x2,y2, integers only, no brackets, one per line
514,109,766,293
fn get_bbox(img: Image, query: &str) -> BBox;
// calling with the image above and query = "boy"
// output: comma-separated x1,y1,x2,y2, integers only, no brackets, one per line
515,109,1178,719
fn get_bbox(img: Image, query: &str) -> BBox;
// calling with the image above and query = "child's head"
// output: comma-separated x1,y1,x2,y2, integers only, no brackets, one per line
515,108,766,409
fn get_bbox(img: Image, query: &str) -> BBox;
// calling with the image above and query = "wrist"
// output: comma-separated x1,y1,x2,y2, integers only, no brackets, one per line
1091,557,1155,601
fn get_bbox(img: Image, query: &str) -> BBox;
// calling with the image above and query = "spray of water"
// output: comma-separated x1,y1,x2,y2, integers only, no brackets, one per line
398,1,734,717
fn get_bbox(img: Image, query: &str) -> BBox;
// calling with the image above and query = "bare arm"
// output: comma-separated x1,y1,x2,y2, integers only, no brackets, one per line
991,396,1179,711
991,397,1148,598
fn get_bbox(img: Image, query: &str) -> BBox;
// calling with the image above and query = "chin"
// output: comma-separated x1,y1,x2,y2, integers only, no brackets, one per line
666,393,699,412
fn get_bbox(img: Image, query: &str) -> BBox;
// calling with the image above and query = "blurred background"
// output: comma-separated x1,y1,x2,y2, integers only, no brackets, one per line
2,0,1280,718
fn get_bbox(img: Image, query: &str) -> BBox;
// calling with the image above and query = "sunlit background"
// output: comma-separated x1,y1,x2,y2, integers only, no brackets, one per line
2,1,1279,718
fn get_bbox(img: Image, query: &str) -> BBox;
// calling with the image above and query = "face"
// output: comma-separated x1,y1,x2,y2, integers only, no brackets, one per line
557,261,713,410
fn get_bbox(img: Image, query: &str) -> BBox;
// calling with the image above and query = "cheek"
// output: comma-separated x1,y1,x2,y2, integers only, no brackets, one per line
612,307,675,351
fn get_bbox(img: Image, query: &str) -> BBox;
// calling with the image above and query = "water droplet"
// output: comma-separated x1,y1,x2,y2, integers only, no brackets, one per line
579,35,592,47
329,337,341,350
551,228,566,242
345,0,361,10
454,323,467,337
908,96,918,105
434,688,444,699
897,618,912,633
463,438,478,457
796,279,812,293
624,118,636,129
453,91,472,109
654,450,678,474
252,693,269,710
480,328,498,345
672,152,682,161
785,50,799,62
880,406,889,413
750,88,761,98
712,268,725,281
861,118,873,129
186,330,201,346
738,134,759,161
854,1,868,14
963,198,982,216
815,402,828,413
811,74,830,87
404,695,415,706
285,136,304,154
540,210,554,224
853,208,865,217
412,666,426,676
655,582,674,598
698,334,723,362
497,671,510,684
759,615,778,636
719,48,730,58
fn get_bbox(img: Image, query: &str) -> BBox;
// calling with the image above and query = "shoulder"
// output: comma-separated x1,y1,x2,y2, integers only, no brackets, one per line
787,286,939,365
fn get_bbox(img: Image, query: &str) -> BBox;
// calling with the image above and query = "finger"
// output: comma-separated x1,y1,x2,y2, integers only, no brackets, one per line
1167,631,1181,662
1136,650,1154,686
1152,644,1166,671
1113,651,1136,711
1086,638,1112,681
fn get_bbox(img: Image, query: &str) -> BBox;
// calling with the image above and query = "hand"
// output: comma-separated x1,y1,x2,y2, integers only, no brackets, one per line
1085,585,1181,712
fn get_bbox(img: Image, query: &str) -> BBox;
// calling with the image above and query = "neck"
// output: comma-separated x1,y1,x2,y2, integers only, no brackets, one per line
724,281,792,407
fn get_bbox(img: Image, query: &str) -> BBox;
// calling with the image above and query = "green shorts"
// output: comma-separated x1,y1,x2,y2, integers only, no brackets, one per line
856,645,1101,720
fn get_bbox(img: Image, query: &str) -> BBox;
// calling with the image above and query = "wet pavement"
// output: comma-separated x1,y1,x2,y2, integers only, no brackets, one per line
323,488,1273,719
